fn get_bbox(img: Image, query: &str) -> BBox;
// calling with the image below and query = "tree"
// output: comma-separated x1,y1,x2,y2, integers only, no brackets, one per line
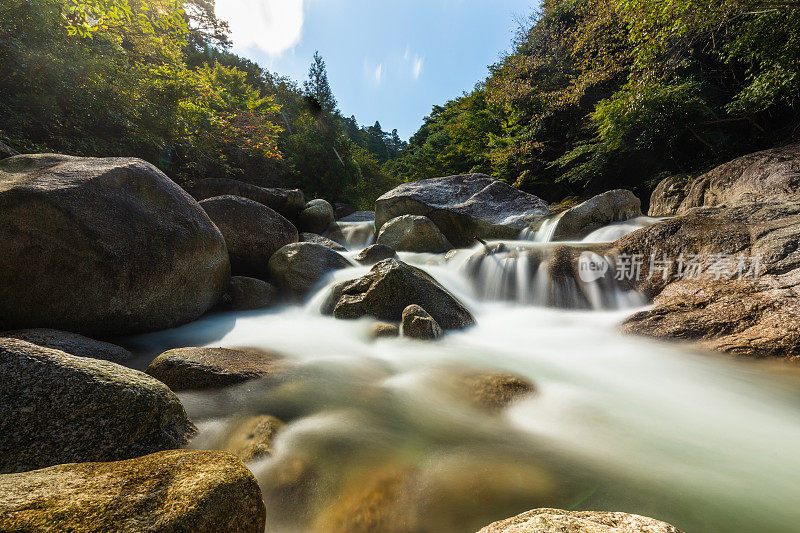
303,51,338,113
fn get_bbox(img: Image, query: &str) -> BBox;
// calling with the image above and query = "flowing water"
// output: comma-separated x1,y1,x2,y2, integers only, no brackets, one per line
125,221,800,533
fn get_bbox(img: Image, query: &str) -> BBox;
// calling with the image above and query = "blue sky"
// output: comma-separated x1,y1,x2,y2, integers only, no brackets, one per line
214,0,536,140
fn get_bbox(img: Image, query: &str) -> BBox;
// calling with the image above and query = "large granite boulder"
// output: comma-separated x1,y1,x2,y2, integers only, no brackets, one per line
218,276,280,311
649,142,800,216
268,243,352,298
0,338,195,473
192,177,305,219
0,450,266,533
377,215,453,253
375,174,548,247
339,210,375,222
199,195,298,279
355,244,397,265
614,202,800,359
300,232,347,251
146,346,291,391
477,508,682,533
550,189,642,241
322,259,475,329
0,328,131,363
0,154,230,336
299,199,335,234
0,141,18,159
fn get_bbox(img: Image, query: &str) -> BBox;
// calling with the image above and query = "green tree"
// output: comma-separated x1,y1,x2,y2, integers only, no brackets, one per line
303,51,338,113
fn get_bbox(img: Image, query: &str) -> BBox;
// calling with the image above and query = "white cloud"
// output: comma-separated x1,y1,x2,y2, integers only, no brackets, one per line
215,0,304,56
374,64,383,83
412,56,424,80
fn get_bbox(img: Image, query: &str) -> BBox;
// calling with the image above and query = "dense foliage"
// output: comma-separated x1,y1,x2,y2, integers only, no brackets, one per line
0,0,400,208
390,0,800,203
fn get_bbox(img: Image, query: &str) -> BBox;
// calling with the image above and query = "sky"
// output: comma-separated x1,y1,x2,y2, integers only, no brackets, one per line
214,0,536,140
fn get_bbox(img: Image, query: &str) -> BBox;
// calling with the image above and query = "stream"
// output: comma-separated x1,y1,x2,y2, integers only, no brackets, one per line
124,219,800,533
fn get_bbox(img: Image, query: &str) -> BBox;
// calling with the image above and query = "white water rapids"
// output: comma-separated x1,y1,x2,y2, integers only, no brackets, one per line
124,220,800,533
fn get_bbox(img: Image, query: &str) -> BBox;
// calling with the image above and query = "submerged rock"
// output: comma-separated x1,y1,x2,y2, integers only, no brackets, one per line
375,173,548,247
200,195,298,279
448,370,535,411
192,177,305,219
322,259,475,329
299,199,336,234
0,450,266,533
477,508,683,533
301,232,347,251
213,415,284,462
268,242,353,298
377,215,453,253
355,243,397,265
0,328,131,363
550,189,642,241
0,154,229,336
218,276,280,311
146,347,290,391
401,305,443,340
0,338,195,474
369,322,400,339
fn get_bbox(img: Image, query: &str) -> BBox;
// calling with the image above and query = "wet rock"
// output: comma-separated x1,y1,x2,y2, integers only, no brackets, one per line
0,450,266,533
322,259,475,329
301,232,347,251
334,202,356,220
448,370,535,411
192,177,305,219
377,214,453,253
355,244,398,265
477,508,683,533
0,328,131,363
199,195,298,279
268,242,352,298
215,415,284,462
0,154,229,336
146,347,291,391
375,173,548,247
655,142,800,216
0,338,195,473
0,141,18,159
339,210,376,222
551,189,642,241
401,305,443,340
648,174,692,216
218,276,279,311
369,322,400,339
299,199,335,234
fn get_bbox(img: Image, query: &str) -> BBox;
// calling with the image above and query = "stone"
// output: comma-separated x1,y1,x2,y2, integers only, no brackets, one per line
0,154,229,336
477,508,682,533
550,189,642,241
299,199,335,234
199,195,298,279
448,370,535,411
0,450,266,533
647,174,692,216
377,215,453,253
301,232,347,251
192,177,305,218
0,328,131,362
322,259,475,330
339,210,376,222
401,305,443,340
218,276,280,311
375,174,548,247
146,346,291,391
334,202,356,220
0,338,195,473
355,244,398,265
214,415,284,462
0,141,18,159
268,243,352,298
369,322,400,339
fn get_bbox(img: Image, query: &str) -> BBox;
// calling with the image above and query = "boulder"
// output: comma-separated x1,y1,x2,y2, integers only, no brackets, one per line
377,215,453,253
648,174,692,216
299,199,335,234
550,189,642,241
0,141,18,159
0,338,195,473
192,177,305,218
369,322,400,339
268,243,352,298
0,328,131,362
401,305,443,340
614,202,800,359
218,276,279,311
0,450,266,533
146,347,291,391
650,143,800,216
0,154,229,336
301,232,347,251
211,415,284,462
322,259,475,330
355,244,397,265
199,195,298,279
334,202,356,220
477,508,682,533
339,210,376,222
375,174,548,247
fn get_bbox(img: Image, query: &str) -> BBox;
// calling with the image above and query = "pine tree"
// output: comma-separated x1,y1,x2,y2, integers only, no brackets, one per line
303,51,338,113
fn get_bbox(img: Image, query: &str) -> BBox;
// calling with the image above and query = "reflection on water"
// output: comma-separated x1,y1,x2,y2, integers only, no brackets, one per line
126,228,800,533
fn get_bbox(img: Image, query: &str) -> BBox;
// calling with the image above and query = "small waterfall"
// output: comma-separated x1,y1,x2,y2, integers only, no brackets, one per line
520,212,564,243
324,221,376,250
581,217,662,243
